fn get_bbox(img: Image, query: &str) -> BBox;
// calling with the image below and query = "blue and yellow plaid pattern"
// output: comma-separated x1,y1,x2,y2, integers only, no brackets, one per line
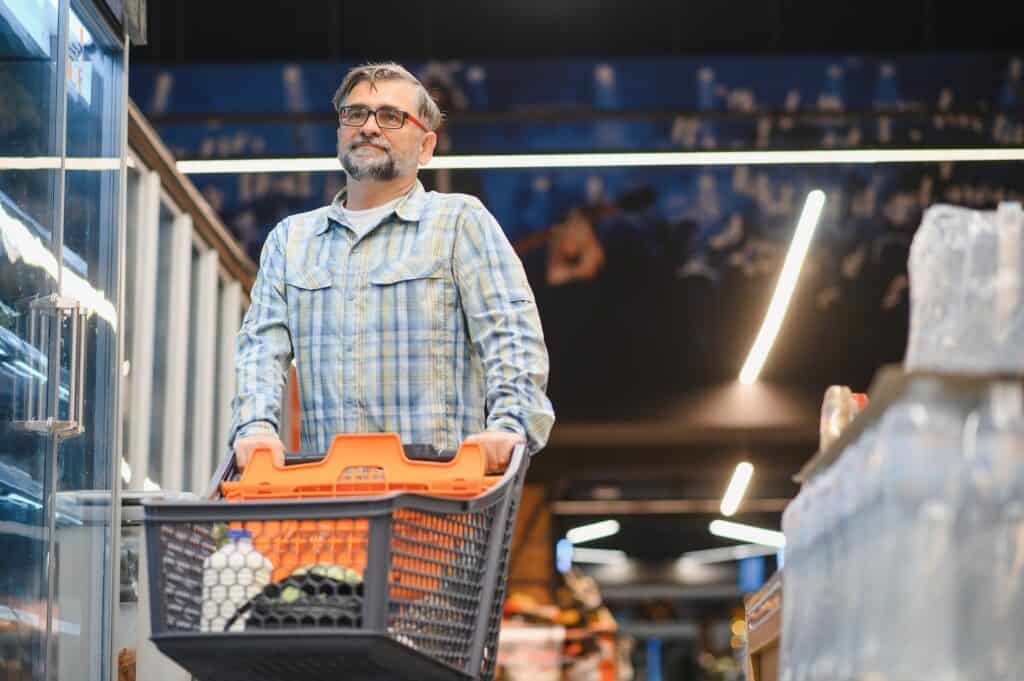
227,181,555,460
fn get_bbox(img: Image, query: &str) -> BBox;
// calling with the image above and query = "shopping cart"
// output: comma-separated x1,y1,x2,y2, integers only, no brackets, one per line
143,432,528,681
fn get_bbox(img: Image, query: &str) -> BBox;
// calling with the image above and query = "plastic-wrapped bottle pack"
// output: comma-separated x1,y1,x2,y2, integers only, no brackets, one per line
906,202,1024,373
781,200,1024,681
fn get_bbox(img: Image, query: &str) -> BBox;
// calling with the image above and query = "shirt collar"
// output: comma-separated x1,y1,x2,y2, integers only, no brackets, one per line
320,179,427,235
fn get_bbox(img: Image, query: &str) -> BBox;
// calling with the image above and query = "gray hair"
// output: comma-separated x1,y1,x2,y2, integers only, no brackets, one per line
331,62,444,131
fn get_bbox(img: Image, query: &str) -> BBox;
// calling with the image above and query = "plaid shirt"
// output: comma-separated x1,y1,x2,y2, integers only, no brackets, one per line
227,180,555,460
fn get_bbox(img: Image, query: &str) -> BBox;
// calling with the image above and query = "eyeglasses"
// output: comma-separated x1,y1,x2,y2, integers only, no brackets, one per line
338,104,429,132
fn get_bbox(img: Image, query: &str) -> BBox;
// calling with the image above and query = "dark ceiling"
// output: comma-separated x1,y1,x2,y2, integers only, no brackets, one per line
133,0,1024,63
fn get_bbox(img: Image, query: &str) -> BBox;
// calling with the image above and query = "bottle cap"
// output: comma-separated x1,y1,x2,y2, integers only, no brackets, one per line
819,385,853,450
228,528,252,540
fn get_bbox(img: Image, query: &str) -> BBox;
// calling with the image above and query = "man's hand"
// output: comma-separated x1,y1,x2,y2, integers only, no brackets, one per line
234,433,285,471
464,431,524,475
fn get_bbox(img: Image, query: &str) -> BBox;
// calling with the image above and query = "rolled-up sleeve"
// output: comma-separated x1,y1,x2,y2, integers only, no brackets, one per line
454,204,555,454
227,221,294,449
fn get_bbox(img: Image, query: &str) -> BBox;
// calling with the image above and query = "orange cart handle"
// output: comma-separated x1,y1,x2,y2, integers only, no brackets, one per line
226,432,488,492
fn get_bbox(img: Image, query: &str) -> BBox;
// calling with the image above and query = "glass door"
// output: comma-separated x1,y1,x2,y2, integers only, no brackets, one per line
53,1,125,679
0,0,125,679
0,2,71,679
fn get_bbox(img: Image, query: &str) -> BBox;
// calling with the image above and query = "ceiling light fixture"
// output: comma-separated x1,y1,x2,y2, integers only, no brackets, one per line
570,547,629,565
566,519,621,544
167,147,1024,175
720,462,754,517
738,190,826,384
709,520,786,548
680,543,778,565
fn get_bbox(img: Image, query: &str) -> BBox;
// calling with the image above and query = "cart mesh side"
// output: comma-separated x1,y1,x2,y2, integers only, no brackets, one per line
156,522,216,632
481,483,519,679
387,507,497,670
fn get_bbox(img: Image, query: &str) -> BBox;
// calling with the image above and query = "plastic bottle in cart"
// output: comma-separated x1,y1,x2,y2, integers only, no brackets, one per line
201,528,273,632
877,379,966,681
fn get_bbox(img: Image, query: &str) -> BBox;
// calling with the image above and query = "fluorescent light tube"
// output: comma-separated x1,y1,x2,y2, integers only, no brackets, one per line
681,543,779,565
739,190,826,384
566,519,621,544
709,520,785,548
166,147,1024,175
720,462,754,517
571,547,629,564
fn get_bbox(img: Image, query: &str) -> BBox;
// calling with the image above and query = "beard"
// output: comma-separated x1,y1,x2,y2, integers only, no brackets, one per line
340,136,417,181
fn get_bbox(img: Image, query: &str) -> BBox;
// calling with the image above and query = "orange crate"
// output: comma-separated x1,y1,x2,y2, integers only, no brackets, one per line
222,433,498,587
222,432,496,501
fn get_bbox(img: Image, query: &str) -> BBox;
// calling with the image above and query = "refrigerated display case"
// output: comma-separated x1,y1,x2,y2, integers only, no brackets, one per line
0,1,128,679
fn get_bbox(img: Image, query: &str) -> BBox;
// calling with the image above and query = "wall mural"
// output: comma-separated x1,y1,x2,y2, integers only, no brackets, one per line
130,56,1024,412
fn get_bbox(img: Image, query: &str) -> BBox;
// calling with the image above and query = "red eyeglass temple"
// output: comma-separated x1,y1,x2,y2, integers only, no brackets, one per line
406,112,429,132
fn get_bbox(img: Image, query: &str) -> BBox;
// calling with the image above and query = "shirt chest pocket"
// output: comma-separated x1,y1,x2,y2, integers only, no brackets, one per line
369,256,453,334
285,266,336,342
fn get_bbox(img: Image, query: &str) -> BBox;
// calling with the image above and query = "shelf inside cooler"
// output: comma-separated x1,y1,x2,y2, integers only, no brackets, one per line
151,630,474,681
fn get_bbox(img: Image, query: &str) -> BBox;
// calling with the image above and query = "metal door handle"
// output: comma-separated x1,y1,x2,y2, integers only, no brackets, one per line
12,293,88,439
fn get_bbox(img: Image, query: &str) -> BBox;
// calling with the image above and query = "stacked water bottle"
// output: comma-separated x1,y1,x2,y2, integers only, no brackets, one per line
780,201,1024,681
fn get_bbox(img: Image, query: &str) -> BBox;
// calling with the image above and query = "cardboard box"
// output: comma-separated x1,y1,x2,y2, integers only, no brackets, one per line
744,571,782,681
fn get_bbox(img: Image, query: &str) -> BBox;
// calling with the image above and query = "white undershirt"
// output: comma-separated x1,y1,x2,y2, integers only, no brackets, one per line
339,193,407,239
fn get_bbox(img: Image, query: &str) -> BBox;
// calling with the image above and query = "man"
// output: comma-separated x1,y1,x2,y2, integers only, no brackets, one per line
225,63,554,477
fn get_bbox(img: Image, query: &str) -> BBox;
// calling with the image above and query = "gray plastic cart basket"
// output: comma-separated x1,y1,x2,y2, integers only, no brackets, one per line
143,442,527,681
